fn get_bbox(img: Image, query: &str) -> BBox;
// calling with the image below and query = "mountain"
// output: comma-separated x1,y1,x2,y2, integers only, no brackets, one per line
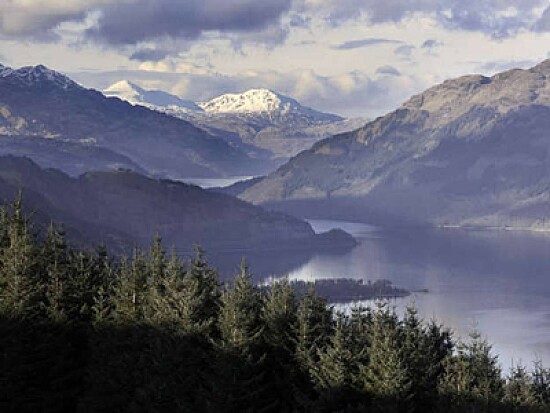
239,59,550,230
0,63,267,178
0,156,356,254
104,80,202,111
103,83,366,160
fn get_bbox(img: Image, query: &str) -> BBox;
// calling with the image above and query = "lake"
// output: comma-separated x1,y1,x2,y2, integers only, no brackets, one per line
208,218,550,369
176,176,256,188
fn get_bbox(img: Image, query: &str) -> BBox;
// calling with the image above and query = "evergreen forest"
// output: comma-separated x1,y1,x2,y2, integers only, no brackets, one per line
1,197,550,413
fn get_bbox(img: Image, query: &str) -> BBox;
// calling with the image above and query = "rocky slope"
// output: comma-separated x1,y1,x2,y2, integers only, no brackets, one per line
0,156,356,253
240,59,550,229
104,83,366,160
0,64,266,178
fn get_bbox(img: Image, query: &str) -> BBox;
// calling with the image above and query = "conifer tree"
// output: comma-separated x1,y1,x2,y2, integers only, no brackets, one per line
0,196,39,317
41,224,69,322
313,312,355,390
261,278,302,411
532,361,550,407
504,364,539,410
295,284,332,374
262,278,297,351
440,329,504,411
219,260,263,350
361,303,412,412
177,247,221,336
148,234,166,283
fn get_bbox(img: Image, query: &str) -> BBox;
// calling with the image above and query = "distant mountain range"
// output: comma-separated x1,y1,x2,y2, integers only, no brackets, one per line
0,156,356,255
238,59,550,230
0,64,272,178
103,82,366,160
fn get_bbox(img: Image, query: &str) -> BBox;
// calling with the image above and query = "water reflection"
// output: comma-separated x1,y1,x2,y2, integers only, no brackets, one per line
211,219,550,367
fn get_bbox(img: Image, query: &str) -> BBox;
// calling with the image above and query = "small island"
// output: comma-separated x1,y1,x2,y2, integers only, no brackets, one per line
287,278,410,303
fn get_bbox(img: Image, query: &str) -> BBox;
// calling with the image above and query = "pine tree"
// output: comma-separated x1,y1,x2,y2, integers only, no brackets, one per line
313,312,355,390
504,364,539,411
148,234,166,284
41,224,70,322
440,329,504,411
360,302,412,412
262,278,297,351
219,260,263,350
177,247,221,336
401,306,453,409
295,284,332,374
532,361,550,407
212,261,275,413
0,196,39,318
261,278,301,411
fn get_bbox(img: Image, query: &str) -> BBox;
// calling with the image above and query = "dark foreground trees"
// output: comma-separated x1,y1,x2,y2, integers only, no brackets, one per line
0,199,550,412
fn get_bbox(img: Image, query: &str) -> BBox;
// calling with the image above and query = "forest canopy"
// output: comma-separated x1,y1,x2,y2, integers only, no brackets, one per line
0,197,549,413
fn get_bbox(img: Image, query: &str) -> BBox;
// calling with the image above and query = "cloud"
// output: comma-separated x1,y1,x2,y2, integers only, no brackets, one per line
301,0,550,39
86,0,292,45
129,48,170,62
534,6,550,32
475,59,537,74
421,39,443,49
0,0,112,40
332,38,403,50
394,44,415,58
289,14,311,28
376,65,401,76
0,0,293,49
71,66,427,118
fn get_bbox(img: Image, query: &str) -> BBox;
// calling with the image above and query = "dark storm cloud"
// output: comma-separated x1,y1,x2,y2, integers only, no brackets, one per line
332,38,403,50
86,0,293,45
129,49,171,62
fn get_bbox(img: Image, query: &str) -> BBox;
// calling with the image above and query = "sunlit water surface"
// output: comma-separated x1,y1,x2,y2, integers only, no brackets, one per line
209,218,550,368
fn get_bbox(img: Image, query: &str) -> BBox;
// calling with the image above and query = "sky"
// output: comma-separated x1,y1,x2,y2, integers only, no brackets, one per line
1,0,550,118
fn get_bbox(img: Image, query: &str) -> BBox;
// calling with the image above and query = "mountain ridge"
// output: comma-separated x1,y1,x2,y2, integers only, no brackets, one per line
103,81,365,160
0,63,268,178
239,59,550,230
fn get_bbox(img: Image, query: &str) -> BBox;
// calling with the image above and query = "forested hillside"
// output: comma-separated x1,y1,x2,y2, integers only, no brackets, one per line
1,198,549,412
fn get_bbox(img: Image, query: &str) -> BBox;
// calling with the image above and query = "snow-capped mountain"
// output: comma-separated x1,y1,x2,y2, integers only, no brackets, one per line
240,59,550,230
198,88,341,122
104,80,202,111
0,64,79,89
0,63,266,178
103,82,366,160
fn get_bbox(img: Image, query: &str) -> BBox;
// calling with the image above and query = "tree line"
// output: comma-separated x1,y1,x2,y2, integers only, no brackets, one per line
1,197,550,412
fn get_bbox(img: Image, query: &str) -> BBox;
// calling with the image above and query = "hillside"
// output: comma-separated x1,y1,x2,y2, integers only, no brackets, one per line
0,156,355,253
0,64,266,178
240,59,550,229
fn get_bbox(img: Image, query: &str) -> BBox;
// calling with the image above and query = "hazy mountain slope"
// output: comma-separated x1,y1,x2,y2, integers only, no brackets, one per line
0,135,147,177
0,64,265,178
103,83,366,160
241,59,550,229
0,156,355,253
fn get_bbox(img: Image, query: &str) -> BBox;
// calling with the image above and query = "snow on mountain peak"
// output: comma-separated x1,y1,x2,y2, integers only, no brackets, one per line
199,89,298,114
104,80,145,102
0,64,78,89
198,88,342,121
104,80,202,111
